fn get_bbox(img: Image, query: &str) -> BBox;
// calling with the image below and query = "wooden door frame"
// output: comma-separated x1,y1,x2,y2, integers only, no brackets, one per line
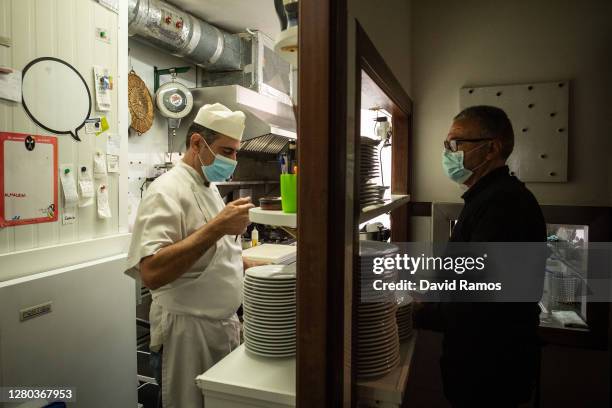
297,0,351,407
297,5,413,407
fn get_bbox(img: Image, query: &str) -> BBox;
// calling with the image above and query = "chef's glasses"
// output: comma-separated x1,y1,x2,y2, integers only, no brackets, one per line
444,138,493,152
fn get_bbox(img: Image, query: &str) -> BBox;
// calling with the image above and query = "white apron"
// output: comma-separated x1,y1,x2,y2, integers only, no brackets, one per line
126,161,243,408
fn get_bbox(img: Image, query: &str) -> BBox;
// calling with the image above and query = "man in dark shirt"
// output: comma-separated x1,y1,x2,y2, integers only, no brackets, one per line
416,105,546,407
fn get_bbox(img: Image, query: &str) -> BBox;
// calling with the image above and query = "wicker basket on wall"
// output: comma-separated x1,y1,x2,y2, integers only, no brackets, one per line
128,70,154,135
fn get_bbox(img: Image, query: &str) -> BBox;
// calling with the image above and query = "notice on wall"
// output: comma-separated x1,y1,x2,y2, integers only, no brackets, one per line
78,166,95,207
0,68,22,102
0,132,58,227
93,66,113,111
59,165,79,207
93,151,107,177
97,183,112,219
106,133,120,156
85,118,102,134
107,154,119,173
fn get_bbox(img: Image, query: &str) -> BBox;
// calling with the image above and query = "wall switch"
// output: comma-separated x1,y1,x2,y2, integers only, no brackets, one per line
20,301,52,322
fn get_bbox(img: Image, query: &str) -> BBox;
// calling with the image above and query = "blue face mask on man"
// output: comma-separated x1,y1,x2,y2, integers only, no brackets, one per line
197,139,237,182
442,141,490,184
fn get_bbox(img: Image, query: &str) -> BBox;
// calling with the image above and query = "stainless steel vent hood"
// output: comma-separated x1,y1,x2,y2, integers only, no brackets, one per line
174,85,296,151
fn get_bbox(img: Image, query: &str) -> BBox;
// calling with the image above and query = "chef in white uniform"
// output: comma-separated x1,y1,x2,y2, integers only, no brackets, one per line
126,103,256,407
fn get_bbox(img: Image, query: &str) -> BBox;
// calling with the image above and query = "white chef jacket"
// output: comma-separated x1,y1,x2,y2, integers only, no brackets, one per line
126,160,243,407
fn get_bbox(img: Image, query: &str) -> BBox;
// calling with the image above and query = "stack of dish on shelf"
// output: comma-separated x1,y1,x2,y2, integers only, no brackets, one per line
356,241,401,378
243,264,296,358
360,137,387,209
396,300,414,341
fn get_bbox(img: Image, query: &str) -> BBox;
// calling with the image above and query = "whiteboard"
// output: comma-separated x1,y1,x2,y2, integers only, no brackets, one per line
0,132,58,227
460,81,569,182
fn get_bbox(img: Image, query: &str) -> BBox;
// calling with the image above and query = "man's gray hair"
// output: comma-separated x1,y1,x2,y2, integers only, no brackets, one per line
185,122,220,149
454,105,514,159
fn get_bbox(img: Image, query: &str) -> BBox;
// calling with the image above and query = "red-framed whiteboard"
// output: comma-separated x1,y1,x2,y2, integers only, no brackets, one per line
0,132,58,227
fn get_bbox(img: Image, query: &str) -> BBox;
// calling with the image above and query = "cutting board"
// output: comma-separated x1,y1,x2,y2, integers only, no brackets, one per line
242,244,296,264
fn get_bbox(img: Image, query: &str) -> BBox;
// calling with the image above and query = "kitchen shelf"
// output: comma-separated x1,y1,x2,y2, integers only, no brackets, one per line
356,334,417,407
249,207,297,228
359,194,411,224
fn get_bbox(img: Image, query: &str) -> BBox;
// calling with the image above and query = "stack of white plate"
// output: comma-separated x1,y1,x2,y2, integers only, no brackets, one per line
360,137,388,209
396,302,414,341
243,264,296,358
357,301,400,378
357,241,401,378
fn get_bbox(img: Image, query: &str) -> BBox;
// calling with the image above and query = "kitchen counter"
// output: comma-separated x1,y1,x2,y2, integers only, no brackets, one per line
197,334,417,408
196,344,296,408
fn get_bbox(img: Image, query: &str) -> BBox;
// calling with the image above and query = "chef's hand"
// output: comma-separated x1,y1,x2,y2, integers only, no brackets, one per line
243,257,272,271
213,197,254,235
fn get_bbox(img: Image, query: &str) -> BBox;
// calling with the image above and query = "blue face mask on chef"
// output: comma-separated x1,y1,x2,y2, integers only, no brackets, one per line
442,140,491,184
198,139,237,182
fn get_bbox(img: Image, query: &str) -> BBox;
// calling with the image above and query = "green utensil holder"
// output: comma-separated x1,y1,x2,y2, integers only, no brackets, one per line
280,174,297,213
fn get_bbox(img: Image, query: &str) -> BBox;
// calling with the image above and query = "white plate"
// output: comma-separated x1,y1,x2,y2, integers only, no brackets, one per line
243,310,295,318
243,302,295,311
358,349,400,364
358,331,398,346
244,336,296,347
244,287,296,299
243,311,296,321
358,355,400,372
243,318,296,329
244,277,296,286
358,324,398,337
245,264,296,280
244,282,296,292
244,294,296,305
244,319,296,330
243,322,295,333
244,340,296,352
244,328,296,341
358,313,397,324
245,346,296,358
358,344,399,358
245,335,295,347
358,349,399,363
244,294,296,303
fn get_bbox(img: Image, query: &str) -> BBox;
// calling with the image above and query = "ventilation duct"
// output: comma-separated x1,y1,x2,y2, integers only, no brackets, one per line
128,0,245,71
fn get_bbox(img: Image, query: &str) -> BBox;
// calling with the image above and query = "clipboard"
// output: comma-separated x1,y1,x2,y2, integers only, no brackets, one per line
0,132,58,227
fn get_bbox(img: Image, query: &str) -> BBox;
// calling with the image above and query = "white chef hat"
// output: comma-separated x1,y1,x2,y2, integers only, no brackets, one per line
193,103,246,141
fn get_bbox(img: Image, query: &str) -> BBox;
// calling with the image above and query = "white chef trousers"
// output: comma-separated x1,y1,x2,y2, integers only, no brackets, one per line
159,310,241,408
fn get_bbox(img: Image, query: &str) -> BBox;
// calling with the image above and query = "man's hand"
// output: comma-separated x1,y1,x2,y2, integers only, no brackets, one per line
212,197,255,236
243,257,272,271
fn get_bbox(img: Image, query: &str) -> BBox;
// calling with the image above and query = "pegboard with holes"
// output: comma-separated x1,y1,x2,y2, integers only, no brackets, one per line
460,81,569,182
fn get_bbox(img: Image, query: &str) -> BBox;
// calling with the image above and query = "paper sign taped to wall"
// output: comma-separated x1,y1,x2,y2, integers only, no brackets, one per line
0,68,22,102
97,183,111,219
94,151,107,176
59,165,79,207
78,166,94,207
0,132,58,227
107,154,119,173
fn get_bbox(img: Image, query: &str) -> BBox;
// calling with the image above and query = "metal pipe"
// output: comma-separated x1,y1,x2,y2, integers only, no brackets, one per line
128,0,243,71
